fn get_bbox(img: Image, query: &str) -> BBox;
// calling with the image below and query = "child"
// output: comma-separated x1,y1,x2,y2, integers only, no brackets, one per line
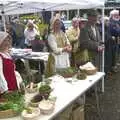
0,31,23,94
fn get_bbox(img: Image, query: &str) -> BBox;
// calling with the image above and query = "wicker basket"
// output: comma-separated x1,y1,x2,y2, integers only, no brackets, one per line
0,109,18,119
21,108,40,120
62,73,76,78
85,68,97,75
26,87,38,93
26,84,38,93
30,101,41,107
39,100,55,115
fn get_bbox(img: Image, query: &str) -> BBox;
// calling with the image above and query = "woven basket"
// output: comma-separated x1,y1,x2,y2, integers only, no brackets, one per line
0,109,18,119
21,108,40,120
85,68,97,75
30,101,41,107
62,73,76,78
26,84,38,93
26,87,38,93
39,100,55,115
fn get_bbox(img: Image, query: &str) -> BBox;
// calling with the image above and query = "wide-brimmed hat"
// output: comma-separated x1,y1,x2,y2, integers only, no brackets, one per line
0,31,9,45
87,9,98,17
50,16,61,30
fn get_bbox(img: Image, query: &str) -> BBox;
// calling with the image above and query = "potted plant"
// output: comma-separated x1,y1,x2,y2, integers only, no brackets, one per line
38,84,52,99
56,67,78,78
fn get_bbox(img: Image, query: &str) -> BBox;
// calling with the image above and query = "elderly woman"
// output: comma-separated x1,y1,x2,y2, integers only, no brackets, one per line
109,9,120,72
66,17,80,66
48,17,72,69
0,32,23,94
24,20,39,48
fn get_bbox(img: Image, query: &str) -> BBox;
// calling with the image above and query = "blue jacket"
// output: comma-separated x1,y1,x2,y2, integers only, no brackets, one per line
109,19,120,37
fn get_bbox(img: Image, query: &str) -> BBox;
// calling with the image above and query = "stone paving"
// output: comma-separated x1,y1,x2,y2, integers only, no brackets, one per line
85,71,120,120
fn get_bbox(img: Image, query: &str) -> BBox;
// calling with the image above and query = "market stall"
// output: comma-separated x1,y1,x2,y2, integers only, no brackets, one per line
0,72,105,120
0,0,106,119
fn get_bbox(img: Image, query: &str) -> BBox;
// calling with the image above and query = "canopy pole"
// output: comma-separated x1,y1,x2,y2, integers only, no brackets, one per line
77,9,79,17
67,10,69,20
101,6,105,92
2,13,6,32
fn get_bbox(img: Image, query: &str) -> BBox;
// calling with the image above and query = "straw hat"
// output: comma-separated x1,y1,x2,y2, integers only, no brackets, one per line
50,16,61,30
27,20,34,27
0,31,9,45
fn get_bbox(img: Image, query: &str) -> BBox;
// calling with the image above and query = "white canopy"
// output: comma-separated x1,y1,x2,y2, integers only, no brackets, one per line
0,0,105,15
0,0,106,92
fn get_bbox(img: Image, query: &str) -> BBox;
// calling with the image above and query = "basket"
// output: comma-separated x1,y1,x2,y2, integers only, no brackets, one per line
30,101,41,107
21,108,40,120
26,84,38,93
26,87,38,93
0,109,18,119
61,73,76,78
85,68,97,75
39,90,52,100
39,100,55,115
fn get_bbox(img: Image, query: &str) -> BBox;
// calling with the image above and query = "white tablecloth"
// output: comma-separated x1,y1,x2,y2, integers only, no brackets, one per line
0,72,105,120
11,48,49,61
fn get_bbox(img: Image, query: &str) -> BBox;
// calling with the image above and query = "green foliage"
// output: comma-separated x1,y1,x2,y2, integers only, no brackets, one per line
3,91,23,103
39,84,51,93
37,23,48,37
35,35,41,40
76,71,87,80
56,67,77,76
20,15,40,21
0,91,25,113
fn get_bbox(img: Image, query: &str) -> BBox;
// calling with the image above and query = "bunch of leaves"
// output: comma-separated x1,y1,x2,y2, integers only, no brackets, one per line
0,101,24,113
1,91,25,113
37,23,48,37
20,15,40,21
56,67,78,76
76,70,87,80
39,84,51,93
2,91,23,103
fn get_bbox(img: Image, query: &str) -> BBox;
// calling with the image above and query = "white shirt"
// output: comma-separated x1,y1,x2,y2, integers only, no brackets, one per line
24,28,39,45
48,33,70,69
0,53,10,93
0,53,22,93
91,26,96,37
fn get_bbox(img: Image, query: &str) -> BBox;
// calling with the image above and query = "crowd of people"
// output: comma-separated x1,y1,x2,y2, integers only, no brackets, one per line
0,8,120,120
0,8,120,93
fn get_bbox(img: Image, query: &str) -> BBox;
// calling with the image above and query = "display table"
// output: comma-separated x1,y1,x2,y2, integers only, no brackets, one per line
0,72,105,120
11,48,49,62
11,48,49,73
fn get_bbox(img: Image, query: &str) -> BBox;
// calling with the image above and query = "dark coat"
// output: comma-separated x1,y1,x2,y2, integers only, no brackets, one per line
79,23,102,69
109,19,120,37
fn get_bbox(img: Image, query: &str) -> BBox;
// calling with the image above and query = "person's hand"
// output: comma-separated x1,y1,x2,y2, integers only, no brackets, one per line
63,45,72,52
63,46,68,52
66,45,72,52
